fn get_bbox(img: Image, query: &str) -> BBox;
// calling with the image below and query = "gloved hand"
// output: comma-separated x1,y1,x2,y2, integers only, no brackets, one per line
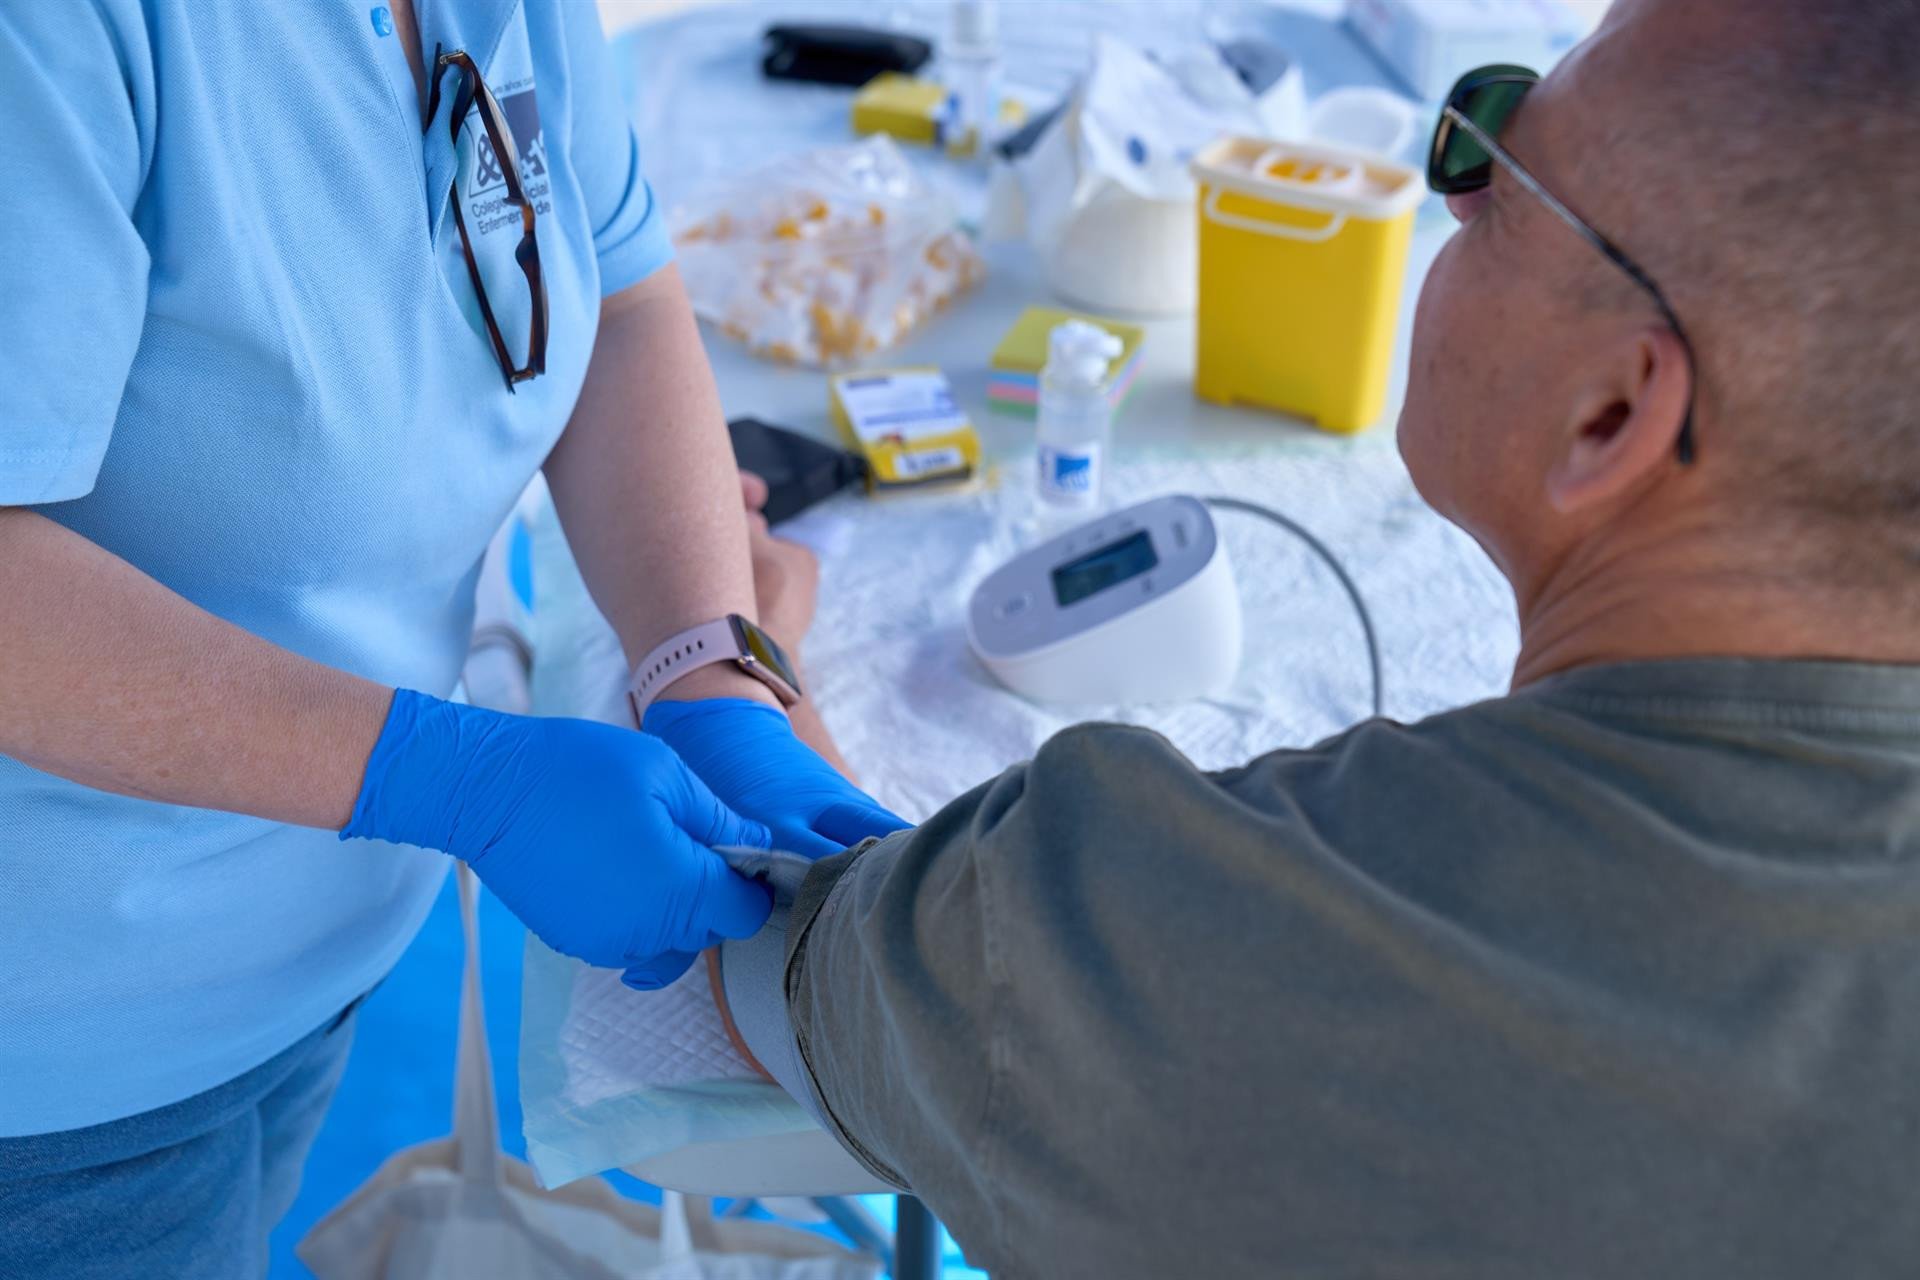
642,698,911,861
343,689,774,990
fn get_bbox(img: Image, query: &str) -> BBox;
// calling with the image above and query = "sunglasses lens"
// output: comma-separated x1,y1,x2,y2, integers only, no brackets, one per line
1431,69,1536,193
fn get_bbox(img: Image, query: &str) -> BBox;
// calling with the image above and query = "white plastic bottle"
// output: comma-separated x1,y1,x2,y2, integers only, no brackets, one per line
1037,319,1123,510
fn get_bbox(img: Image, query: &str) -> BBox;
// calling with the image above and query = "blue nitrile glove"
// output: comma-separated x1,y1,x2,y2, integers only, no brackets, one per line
642,698,911,860
343,689,774,990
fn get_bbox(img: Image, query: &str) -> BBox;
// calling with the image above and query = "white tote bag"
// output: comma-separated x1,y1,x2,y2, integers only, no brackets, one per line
297,865,880,1280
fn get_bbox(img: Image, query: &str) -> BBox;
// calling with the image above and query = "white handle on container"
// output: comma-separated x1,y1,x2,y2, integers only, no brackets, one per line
1203,187,1348,243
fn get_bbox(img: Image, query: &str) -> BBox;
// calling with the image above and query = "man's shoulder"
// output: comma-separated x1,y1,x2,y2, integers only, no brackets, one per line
978,692,1612,914
1024,691,1564,825
1219,688,1564,796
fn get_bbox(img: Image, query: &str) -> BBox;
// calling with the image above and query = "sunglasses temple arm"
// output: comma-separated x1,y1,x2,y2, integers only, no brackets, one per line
1447,106,1698,462
1445,108,1608,255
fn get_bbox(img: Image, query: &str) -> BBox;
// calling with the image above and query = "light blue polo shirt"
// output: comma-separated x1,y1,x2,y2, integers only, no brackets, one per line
0,0,673,1135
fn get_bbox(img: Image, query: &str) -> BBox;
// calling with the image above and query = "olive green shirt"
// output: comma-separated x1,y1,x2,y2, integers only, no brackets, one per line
729,660,1920,1278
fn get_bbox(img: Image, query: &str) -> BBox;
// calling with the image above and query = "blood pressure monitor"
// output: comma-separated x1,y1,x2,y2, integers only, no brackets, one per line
966,495,1242,706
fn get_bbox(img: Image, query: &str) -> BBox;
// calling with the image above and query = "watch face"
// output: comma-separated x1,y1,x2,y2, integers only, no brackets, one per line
732,615,802,696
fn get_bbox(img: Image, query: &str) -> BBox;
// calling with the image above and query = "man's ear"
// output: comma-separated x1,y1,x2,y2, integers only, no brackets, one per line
1545,327,1692,515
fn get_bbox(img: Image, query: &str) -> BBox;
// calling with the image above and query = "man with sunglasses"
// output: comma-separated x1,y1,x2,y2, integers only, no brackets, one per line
0,1,900,1273
690,0,1920,1274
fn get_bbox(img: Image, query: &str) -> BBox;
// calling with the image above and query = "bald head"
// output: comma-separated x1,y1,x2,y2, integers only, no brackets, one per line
1575,0,1920,524
1397,0,1920,676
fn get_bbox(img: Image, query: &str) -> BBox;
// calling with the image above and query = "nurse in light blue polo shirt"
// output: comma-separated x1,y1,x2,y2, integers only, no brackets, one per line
0,2,903,1273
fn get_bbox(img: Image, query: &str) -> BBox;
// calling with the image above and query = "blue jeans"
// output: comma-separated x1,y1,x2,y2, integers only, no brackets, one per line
0,1001,359,1279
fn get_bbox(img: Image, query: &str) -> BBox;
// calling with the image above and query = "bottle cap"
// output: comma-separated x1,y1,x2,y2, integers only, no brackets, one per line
952,0,998,51
1045,319,1124,387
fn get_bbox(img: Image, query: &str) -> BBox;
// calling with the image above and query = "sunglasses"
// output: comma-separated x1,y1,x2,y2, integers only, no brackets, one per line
1427,64,1697,464
425,46,550,392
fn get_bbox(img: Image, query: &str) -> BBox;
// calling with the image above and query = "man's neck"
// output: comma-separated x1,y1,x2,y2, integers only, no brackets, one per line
1509,518,1920,690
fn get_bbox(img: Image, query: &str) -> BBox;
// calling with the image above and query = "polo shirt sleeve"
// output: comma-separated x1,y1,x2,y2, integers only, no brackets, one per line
0,0,153,505
559,5,673,298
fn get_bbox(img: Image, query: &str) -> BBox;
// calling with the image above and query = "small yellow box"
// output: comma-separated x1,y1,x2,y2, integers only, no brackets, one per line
852,74,951,147
852,74,1026,155
1191,137,1423,434
828,367,979,488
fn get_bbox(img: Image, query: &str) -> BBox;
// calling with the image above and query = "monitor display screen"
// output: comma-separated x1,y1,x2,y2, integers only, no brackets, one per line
1050,530,1159,607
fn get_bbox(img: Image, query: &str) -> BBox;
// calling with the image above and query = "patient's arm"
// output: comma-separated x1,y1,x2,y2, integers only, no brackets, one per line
707,711,1435,1277
698,470,867,1075
709,723,1253,1274
740,470,857,781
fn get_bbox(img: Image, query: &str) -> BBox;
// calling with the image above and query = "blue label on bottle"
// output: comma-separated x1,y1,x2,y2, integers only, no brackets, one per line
1040,445,1099,498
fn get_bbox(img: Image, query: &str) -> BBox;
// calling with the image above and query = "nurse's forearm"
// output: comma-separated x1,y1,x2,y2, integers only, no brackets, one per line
544,264,775,708
0,506,390,828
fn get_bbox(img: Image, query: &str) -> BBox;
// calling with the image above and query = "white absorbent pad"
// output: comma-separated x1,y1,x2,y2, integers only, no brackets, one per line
519,443,1519,1187
519,936,819,1189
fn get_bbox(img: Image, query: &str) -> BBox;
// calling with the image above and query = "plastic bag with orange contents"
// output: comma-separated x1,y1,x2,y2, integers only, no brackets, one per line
670,138,984,368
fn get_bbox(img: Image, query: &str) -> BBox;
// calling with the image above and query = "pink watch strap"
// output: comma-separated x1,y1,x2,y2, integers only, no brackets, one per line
626,617,742,724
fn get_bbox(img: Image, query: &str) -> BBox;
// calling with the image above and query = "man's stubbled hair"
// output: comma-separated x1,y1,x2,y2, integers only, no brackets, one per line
1598,0,1920,532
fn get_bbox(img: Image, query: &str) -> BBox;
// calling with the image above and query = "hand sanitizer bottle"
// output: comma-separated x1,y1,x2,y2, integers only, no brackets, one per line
1037,319,1123,510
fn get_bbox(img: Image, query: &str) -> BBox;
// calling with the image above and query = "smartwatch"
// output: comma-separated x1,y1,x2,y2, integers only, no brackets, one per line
627,614,804,724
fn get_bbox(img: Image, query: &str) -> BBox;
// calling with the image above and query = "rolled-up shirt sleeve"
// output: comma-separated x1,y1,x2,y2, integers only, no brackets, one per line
556,4,673,297
720,722,1245,1273
0,0,153,505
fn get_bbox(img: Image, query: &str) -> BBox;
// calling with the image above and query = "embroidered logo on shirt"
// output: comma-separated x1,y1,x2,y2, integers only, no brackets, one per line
464,75,551,234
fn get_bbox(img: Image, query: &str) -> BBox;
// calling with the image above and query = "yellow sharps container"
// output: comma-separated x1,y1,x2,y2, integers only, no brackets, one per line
1191,137,1424,433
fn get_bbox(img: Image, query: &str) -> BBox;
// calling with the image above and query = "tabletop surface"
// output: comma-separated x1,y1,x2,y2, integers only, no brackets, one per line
598,0,1530,780
610,0,1455,463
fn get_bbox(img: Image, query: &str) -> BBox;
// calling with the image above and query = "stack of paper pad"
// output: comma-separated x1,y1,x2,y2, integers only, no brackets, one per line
987,306,1147,418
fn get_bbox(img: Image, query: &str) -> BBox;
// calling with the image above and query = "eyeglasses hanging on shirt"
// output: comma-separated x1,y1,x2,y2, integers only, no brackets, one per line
424,45,549,391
